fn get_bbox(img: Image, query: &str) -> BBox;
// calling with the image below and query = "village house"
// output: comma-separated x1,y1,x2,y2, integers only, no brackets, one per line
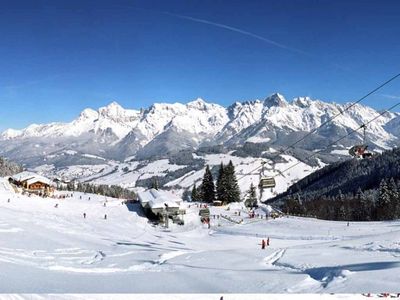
9,171,55,196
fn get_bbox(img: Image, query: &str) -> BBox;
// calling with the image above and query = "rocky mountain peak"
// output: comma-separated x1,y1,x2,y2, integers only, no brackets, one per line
98,101,126,118
293,96,313,108
264,93,287,108
78,108,98,120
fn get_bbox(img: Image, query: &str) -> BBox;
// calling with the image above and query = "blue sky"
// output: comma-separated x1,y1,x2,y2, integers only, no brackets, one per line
1,0,400,130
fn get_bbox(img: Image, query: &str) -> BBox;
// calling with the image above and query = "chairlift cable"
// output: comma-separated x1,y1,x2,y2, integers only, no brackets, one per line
237,72,400,182
274,101,400,178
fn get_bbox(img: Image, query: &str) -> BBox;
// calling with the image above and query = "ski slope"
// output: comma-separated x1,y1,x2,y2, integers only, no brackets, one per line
0,178,399,294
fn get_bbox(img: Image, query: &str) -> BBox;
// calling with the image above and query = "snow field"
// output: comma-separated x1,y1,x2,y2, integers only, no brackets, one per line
0,180,400,293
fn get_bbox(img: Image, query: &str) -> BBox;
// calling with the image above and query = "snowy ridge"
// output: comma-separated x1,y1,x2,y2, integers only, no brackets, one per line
1,102,141,141
1,93,398,152
2,93,400,197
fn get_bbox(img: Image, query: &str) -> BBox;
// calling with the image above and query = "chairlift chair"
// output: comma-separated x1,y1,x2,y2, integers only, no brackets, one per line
258,161,276,189
258,177,276,189
348,125,373,159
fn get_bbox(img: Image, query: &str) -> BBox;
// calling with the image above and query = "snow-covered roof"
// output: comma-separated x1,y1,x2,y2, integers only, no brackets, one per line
138,189,181,209
137,190,153,204
11,171,38,182
11,171,53,186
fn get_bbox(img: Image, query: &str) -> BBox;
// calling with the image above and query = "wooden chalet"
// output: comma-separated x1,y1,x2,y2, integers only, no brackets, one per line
9,171,55,196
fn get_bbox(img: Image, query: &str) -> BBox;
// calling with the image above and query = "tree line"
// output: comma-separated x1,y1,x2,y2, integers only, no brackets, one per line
283,177,400,221
190,160,241,204
57,182,136,200
272,148,400,221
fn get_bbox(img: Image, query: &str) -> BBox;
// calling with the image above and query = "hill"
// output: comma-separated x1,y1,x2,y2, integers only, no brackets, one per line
1,93,398,199
269,148,400,221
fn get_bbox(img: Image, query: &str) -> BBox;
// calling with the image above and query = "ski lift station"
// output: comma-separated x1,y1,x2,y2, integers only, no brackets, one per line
138,188,183,217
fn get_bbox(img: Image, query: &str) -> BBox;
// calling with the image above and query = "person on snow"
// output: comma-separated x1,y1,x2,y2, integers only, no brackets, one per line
104,214,107,220
267,237,270,246
261,239,266,249
83,212,86,218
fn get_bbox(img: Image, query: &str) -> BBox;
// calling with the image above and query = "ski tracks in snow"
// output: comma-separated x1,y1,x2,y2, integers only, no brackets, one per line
263,248,286,267
262,248,351,292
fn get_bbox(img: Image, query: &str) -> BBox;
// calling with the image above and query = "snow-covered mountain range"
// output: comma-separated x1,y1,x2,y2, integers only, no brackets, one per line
1,93,399,195
1,93,399,161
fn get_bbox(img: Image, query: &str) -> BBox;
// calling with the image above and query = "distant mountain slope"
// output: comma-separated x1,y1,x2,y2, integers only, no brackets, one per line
1,93,399,168
2,93,400,201
270,148,400,204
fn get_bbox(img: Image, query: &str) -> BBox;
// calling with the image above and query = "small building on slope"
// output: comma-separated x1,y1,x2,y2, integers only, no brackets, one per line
9,171,55,196
138,189,183,222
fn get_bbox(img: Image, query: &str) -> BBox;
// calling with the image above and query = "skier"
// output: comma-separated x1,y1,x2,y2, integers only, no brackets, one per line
54,203,58,208
83,212,86,218
103,202,106,207
261,239,266,249
267,237,270,246
104,214,107,220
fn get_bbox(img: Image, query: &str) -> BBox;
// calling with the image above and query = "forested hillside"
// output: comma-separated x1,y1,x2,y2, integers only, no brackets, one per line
270,148,400,221
0,156,22,177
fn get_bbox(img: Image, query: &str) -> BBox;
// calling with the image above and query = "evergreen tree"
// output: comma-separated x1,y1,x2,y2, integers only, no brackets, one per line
182,188,191,202
388,178,399,219
245,183,257,207
284,197,304,215
354,188,364,221
224,160,241,203
201,165,216,203
151,177,159,190
216,163,227,203
376,179,391,220
191,184,199,202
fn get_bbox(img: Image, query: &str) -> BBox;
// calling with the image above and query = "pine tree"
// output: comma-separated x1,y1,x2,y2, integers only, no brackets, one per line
151,177,159,190
376,179,391,220
245,183,257,208
182,188,191,202
216,163,227,203
388,178,399,219
354,188,363,221
201,165,216,203
191,184,199,202
224,160,241,203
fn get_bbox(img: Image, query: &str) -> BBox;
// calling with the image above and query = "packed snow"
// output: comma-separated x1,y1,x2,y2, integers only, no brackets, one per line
0,177,399,294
